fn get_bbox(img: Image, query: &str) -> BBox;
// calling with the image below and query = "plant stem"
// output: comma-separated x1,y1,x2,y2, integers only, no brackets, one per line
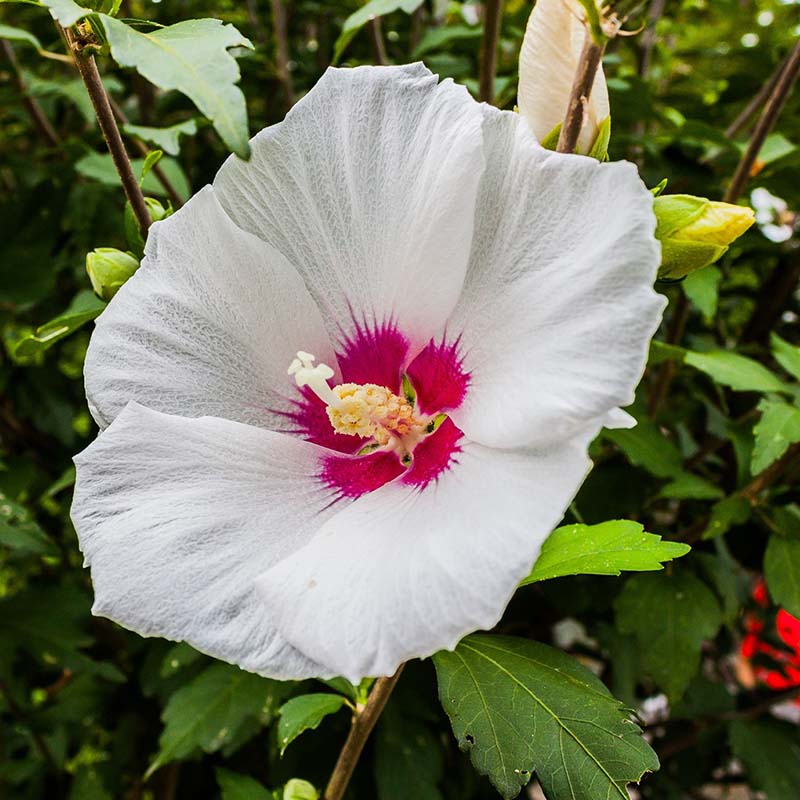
556,32,606,153
478,0,503,104
107,96,184,209
368,16,388,66
270,0,295,106
324,666,404,800
725,38,800,204
636,0,666,79
63,26,151,234
724,54,788,141
1,39,61,147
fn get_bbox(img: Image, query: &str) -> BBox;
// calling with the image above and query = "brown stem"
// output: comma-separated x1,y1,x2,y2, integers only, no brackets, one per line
741,249,800,343
368,16,388,66
637,0,666,79
107,97,184,209
324,667,404,800
557,33,606,153
724,54,789,141
1,39,61,147
410,5,425,53
246,0,269,46
64,28,151,233
725,38,800,204
478,0,503,104
270,0,295,106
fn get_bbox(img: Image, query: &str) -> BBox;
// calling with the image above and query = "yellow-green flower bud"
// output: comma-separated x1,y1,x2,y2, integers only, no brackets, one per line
86,247,140,302
654,194,755,280
283,779,318,800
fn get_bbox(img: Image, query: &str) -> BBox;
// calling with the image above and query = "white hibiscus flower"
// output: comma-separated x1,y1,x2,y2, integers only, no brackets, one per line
71,64,663,683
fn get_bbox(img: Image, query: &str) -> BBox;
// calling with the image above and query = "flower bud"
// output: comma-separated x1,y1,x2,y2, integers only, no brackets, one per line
86,247,140,302
654,194,755,280
518,0,610,156
283,779,318,800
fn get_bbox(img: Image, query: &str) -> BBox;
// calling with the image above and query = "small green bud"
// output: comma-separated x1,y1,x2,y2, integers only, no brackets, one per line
145,197,169,223
283,779,318,800
654,194,755,280
86,247,140,302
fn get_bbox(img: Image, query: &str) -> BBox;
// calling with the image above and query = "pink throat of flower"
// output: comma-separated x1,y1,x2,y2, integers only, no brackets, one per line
280,321,470,499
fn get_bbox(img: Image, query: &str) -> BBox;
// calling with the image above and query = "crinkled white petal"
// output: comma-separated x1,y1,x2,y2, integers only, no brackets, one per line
518,0,609,152
447,108,664,449
71,403,341,679
213,63,484,352
255,437,592,682
84,186,337,430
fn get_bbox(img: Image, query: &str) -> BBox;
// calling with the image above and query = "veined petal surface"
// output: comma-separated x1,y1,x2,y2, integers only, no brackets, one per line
72,403,339,679
447,109,664,450
213,63,484,353
256,436,592,682
84,187,337,430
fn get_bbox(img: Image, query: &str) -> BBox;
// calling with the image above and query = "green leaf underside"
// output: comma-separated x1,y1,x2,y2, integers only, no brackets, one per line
433,635,658,800
751,399,800,474
14,290,105,358
75,151,190,200
277,693,348,756
99,16,253,159
334,0,424,63
615,571,723,700
729,719,800,800
215,767,272,800
148,663,288,776
123,118,199,156
522,521,689,585
0,23,42,49
684,349,789,393
41,0,91,26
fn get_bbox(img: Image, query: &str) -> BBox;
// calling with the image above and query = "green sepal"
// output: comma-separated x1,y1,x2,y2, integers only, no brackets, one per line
539,122,562,152
654,194,709,239
588,115,611,161
651,178,668,197
658,239,728,281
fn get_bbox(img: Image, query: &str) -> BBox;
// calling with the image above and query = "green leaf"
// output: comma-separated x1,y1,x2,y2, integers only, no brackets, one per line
729,719,800,800
24,70,123,125
215,768,272,800
98,16,253,159
771,333,800,381
411,24,481,59
277,693,348,756
681,265,721,322
0,495,57,557
75,151,190,200
659,472,724,500
40,0,91,26
702,495,751,540
604,417,683,478
0,24,42,49
334,0,424,63
433,634,658,800
751,399,800,473
148,663,288,776
521,521,689,585
764,508,800,618
13,290,105,358
615,570,723,700
283,780,318,800
376,705,444,800
123,119,199,156
684,349,789,393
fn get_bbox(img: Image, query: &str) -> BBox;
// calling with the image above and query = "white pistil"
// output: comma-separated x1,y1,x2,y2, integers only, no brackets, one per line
287,351,338,406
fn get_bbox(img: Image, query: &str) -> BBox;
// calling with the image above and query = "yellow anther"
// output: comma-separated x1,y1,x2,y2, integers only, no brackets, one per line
327,383,422,445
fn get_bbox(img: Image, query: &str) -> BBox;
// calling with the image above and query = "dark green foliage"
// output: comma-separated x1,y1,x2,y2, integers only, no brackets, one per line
1,1,800,798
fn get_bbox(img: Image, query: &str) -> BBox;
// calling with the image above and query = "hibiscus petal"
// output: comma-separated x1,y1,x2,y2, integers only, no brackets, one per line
71,403,340,679
85,186,336,430
256,437,591,682
448,109,664,449
213,63,484,353
518,0,610,153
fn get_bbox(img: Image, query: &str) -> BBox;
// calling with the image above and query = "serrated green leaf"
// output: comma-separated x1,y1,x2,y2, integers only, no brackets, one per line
615,570,723,700
684,349,789,393
751,399,800,473
521,520,689,585
98,16,253,158
123,118,198,156
41,0,91,26
13,290,105,358
148,663,288,776
215,768,272,800
0,24,42,49
764,507,800,619
729,719,800,800
433,634,659,800
334,0,424,63
277,693,348,756
771,333,800,381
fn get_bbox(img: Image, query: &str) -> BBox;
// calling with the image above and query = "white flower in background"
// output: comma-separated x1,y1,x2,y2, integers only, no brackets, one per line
71,64,663,683
751,187,797,243
518,0,610,152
